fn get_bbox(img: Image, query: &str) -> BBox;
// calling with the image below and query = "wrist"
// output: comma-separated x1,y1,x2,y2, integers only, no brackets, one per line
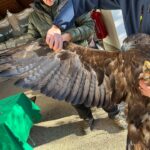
62,33,72,42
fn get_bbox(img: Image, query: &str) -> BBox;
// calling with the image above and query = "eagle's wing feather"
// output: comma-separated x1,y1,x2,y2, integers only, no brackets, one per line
78,70,91,105
0,44,104,107
84,69,96,107
72,68,87,105
15,56,61,89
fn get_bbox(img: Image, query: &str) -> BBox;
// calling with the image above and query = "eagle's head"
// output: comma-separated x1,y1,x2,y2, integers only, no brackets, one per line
121,33,150,51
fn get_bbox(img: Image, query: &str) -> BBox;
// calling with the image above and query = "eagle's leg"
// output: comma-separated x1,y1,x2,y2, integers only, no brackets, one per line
103,104,127,129
73,104,94,130
103,104,119,118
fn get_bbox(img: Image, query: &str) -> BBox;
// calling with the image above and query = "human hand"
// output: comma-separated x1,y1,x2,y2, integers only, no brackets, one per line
139,80,150,97
46,25,63,52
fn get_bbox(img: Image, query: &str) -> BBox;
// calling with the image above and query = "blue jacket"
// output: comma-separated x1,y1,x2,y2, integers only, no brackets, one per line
53,0,150,35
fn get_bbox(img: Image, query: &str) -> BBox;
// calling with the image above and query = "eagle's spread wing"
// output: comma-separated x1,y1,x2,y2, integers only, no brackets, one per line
0,37,149,108
0,34,150,149
0,40,113,107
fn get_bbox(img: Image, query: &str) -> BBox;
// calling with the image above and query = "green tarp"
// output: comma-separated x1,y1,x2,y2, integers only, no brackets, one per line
0,93,41,150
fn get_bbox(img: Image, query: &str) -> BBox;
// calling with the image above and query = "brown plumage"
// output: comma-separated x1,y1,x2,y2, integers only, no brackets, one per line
0,34,150,150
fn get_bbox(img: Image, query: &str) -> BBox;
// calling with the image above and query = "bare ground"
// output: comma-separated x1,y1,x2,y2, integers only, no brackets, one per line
0,79,127,150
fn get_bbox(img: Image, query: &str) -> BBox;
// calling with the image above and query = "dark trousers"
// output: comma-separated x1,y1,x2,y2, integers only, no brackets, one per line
73,104,119,120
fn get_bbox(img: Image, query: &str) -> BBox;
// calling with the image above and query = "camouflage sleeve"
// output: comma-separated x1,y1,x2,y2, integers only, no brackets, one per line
27,12,41,38
65,12,95,42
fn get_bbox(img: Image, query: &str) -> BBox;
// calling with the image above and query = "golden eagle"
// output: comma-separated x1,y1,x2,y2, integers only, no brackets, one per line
0,34,150,150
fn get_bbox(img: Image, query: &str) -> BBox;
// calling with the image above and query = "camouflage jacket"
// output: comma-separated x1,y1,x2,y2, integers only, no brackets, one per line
27,0,95,45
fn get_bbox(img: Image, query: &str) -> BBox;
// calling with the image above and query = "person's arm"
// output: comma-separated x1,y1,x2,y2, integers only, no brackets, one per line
53,0,120,30
64,12,95,42
27,13,41,38
45,0,96,50
46,0,121,51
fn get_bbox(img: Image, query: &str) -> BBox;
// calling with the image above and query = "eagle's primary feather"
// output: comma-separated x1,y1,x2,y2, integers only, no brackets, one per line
0,34,150,150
